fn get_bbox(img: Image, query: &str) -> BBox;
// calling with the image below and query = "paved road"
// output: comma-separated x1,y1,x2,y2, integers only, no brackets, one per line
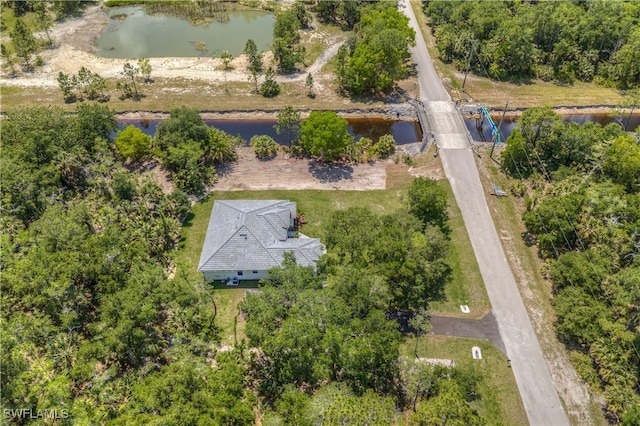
431,312,506,354
400,2,570,425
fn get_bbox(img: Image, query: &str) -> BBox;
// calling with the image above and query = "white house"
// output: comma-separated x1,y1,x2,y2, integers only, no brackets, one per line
197,200,324,283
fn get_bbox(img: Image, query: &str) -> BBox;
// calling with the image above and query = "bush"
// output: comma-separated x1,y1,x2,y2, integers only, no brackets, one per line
370,134,396,159
260,67,280,98
115,125,151,162
260,79,280,97
250,135,279,159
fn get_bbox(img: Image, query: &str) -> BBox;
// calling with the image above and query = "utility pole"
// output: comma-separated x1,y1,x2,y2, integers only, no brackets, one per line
462,39,478,92
490,100,510,159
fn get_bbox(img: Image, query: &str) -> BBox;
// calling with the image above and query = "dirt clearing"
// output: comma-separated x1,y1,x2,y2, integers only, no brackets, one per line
213,147,389,191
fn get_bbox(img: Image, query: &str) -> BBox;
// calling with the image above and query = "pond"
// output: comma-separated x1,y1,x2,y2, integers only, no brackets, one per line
118,118,422,146
465,113,640,143
96,6,274,58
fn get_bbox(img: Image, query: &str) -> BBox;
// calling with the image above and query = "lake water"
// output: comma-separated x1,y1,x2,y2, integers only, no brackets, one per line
118,118,423,145
465,113,640,143
96,6,274,58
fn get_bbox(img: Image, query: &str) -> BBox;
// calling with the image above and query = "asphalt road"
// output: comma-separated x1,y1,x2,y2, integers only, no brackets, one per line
400,1,570,425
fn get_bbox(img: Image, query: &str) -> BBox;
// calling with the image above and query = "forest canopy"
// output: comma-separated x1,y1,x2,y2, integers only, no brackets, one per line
501,107,640,422
423,0,640,87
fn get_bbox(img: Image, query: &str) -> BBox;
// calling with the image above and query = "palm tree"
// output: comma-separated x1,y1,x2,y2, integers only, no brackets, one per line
204,128,237,165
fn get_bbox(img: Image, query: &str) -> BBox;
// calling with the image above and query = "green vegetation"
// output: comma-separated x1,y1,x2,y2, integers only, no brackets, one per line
501,107,640,422
0,99,510,423
293,109,400,163
233,179,484,422
275,105,302,147
250,134,279,159
272,5,308,73
260,66,281,97
10,19,37,68
423,0,640,88
115,124,152,162
243,38,263,74
299,111,353,161
1,105,240,423
58,67,108,103
401,336,527,425
154,107,240,194
336,6,416,95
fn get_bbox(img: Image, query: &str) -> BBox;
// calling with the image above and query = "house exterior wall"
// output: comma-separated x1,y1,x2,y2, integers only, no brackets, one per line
202,269,268,283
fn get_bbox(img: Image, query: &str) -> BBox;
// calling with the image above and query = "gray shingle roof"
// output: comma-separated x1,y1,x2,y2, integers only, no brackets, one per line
198,200,324,272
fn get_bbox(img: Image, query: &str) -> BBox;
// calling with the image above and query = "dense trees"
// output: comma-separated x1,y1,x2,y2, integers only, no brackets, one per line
324,207,450,311
153,107,240,193
314,0,375,29
271,7,307,73
240,194,483,420
502,107,640,421
1,103,493,422
336,7,416,95
424,0,640,87
1,105,235,424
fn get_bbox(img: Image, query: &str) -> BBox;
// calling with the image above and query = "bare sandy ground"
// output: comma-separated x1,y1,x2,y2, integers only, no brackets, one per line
1,3,343,91
212,147,389,191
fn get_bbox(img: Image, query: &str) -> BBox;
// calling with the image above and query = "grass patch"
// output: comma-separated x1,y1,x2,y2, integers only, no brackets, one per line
385,163,413,189
401,335,528,426
430,181,490,318
0,76,393,113
409,0,623,109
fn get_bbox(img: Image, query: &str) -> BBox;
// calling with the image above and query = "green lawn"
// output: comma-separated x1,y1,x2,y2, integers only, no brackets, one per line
175,175,490,345
401,335,528,426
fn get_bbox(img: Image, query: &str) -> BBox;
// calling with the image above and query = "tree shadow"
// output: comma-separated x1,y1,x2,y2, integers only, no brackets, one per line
307,160,353,183
256,153,277,161
215,160,237,177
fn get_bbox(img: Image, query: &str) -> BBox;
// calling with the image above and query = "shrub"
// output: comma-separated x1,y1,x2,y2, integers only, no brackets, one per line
250,135,279,159
260,67,280,98
370,134,396,159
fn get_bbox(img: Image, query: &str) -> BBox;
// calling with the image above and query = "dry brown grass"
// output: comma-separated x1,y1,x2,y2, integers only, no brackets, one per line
0,74,416,113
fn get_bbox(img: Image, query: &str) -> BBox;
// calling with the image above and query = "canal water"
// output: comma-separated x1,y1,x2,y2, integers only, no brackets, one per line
96,6,274,58
465,113,640,143
118,118,423,146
